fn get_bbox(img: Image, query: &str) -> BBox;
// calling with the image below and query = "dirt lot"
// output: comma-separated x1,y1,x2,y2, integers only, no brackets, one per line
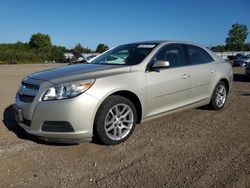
0,64,250,187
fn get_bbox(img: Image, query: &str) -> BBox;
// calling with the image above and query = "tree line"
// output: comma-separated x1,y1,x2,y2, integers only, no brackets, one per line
211,23,249,52
0,23,249,64
0,33,109,64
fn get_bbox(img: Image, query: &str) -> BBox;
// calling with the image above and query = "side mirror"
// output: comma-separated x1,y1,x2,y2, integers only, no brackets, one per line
152,60,170,68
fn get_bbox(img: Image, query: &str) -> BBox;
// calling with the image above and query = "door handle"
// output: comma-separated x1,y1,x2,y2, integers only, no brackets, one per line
182,74,190,79
211,68,215,73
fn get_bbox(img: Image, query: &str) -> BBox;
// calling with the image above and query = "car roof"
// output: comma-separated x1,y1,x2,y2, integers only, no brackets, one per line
127,40,206,47
126,40,220,61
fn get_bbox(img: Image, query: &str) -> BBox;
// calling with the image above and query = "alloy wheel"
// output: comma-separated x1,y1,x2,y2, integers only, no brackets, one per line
104,103,134,141
215,84,226,108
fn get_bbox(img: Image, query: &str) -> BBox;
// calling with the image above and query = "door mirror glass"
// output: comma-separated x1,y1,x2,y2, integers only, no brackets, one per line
153,60,170,68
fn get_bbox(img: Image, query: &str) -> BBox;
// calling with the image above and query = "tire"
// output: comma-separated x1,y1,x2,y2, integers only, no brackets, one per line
209,81,227,110
94,95,137,145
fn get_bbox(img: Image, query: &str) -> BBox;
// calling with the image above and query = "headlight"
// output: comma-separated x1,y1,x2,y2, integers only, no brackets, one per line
42,80,95,101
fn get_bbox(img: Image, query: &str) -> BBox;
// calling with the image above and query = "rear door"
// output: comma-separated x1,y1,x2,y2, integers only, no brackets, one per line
185,45,216,102
145,44,191,118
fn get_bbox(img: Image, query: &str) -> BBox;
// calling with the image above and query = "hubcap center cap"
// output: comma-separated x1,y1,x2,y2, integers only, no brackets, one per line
115,116,122,126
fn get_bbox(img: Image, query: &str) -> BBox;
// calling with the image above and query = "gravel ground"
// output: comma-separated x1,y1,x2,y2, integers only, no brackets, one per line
0,64,250,188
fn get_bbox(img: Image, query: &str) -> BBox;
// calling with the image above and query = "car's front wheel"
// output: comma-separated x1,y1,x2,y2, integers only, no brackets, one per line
209,81,227,110
94,95,137,145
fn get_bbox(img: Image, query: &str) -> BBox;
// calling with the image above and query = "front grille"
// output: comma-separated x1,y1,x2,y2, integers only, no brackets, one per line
19,94,35,103
21,81,39,90
18,79,40,103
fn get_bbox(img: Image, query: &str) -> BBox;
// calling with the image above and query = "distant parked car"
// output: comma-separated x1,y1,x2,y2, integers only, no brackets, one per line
68,50,99,64
245,63,250,77
85,54,97,61
227,55,236,61
227,53,244,61
236,53,245,58
233,54,250,67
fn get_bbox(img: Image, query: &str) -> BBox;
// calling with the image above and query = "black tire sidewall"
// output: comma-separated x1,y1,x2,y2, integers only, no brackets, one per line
94,95,137,145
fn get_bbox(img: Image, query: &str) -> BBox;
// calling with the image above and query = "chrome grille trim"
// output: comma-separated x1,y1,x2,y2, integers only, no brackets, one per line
21,81,39,90
18,78,41,103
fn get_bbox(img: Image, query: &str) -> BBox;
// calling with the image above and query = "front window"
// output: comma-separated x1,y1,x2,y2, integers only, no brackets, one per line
152,44,186,68
90,43,158,65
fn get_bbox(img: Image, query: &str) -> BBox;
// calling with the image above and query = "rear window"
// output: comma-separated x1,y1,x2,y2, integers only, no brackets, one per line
187,45,214,65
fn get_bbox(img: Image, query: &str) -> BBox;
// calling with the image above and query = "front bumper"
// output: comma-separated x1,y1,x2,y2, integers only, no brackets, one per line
15,92,100,143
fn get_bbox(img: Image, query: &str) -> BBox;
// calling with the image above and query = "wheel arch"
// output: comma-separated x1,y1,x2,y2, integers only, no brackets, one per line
92,89,143,144
110,90,143,124
208,76,230,104
219,78,230,93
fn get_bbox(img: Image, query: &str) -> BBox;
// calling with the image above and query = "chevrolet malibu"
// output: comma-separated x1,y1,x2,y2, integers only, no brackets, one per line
15,41,233,145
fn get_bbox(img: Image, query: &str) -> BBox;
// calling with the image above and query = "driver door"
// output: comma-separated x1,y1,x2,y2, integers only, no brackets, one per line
145,44,191,118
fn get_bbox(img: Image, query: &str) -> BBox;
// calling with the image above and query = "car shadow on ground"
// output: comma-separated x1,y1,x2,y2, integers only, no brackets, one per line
2,104,76,146
234,73,250,83
234,91,250,96
239,93,250,96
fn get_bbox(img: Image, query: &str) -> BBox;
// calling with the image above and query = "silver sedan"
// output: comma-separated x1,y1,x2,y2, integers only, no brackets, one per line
15,41,233,145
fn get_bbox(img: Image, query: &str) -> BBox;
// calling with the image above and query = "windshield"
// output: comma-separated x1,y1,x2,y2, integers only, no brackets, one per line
90,43,158,65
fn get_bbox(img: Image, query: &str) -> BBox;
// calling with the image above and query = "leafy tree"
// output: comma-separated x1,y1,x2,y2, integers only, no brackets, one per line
83,47,92,53
74,43,93,53
74,43,85,53
225,23,249,51
244,43,250,51
51,45,68,61
29,33,52,49
0,41,69,64
96,43,109,53
210,45,225,52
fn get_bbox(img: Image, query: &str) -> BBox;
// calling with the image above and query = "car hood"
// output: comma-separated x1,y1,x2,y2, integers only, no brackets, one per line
28,64,131,84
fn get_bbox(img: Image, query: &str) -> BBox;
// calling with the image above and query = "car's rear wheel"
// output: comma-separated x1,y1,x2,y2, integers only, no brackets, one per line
94,95,137,145
209,81,227,110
